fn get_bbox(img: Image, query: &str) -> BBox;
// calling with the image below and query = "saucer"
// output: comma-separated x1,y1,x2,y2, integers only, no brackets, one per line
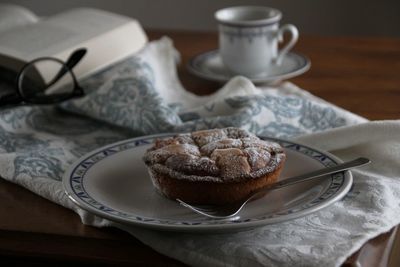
187,50,311,83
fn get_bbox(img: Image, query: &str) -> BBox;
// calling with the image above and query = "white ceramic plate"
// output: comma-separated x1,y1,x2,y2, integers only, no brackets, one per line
63,134,352,233
187,50,311,84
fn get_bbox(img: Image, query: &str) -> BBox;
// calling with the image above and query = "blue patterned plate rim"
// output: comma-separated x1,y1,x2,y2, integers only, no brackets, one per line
63,133,352,233
187,50,311,83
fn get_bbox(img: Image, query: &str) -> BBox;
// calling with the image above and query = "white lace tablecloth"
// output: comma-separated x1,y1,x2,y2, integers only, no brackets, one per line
1,37,399,267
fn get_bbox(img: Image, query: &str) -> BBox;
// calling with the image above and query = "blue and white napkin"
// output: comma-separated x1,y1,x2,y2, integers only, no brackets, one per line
61,37,365,137
0,37,399,267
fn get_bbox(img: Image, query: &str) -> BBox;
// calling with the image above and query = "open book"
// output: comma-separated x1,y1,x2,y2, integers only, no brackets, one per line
0,4,148,83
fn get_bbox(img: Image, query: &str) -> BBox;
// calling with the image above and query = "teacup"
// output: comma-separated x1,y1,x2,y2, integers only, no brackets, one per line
215,6,299,77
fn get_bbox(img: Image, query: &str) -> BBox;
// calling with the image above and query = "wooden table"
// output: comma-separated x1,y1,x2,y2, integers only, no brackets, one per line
1,30,400,266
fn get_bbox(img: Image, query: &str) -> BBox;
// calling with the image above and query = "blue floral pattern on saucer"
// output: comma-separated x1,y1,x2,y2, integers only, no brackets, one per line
187,50,310,83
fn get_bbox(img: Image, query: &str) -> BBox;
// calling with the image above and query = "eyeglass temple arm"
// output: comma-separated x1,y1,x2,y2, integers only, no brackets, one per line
47,48,87,88
65,48,87,70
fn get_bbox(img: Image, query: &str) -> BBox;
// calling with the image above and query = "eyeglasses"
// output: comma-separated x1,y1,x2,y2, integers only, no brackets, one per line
0,48,87,108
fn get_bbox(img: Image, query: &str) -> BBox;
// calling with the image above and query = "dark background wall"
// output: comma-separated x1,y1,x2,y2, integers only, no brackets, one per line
1,0,400,36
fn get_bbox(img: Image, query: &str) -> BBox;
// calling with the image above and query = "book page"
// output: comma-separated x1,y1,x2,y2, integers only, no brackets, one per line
0,4,38,33
65,20,148,79
0,8,135,60
0,23,76,58
0,7,148,79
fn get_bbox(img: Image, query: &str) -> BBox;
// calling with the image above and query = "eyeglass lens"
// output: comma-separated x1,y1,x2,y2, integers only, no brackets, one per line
18,59,75,101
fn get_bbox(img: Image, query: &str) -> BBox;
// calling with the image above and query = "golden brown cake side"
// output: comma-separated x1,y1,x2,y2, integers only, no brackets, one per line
147,161,284,205
143,127,286,205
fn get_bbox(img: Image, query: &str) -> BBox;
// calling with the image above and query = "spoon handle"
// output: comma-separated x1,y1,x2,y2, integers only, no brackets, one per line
271,157,370,190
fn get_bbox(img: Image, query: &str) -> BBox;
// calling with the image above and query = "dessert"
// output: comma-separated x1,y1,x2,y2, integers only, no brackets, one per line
143,127,286,205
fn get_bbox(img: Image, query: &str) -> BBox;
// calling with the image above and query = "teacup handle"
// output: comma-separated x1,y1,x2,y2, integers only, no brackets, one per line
275,24,299,65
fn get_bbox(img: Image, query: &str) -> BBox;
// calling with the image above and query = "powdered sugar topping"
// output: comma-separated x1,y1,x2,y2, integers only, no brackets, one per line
143,128,285,182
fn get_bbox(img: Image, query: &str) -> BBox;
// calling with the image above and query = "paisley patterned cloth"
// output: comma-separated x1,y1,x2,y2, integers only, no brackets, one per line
61,37,364,137
1,37,400,267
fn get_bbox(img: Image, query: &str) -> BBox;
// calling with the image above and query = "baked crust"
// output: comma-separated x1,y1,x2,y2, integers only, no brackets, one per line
143,127,286,205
